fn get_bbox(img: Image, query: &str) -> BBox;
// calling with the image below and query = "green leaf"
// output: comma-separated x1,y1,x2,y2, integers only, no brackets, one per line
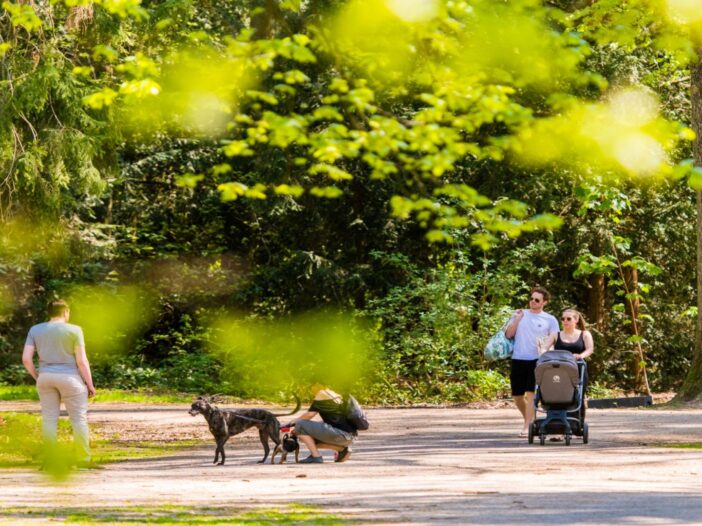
244,184,267,199
2,1,43,32
99,0,149,20
222,141,254,157
470,233,498,250
426,230,453,244
688,167,702,190
92,45,119,63
273,184,304,197
310,186,343,198
329,78,349,93
280,0,301,11
72,66,93,78
246,90,279,105
309,163,353,181
279,69,310,85
211,164,232,176
311,106,344,122
82,88,119,109
217,182,248,201
119,79,161,98
682,307,698,318
175,173,204,189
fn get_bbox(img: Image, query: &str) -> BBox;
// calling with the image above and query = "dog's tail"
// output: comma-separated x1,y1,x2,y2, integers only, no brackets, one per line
272,394,301,417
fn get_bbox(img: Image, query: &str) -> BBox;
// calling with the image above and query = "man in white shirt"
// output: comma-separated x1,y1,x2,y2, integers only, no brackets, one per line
504,287,559,438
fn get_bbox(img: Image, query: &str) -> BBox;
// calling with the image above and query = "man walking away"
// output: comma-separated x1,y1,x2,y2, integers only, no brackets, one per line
22,299,96,465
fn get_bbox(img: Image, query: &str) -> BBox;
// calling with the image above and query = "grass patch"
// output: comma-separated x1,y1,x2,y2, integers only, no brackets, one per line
0,504,349,525
0,385,37,401
0,385,194,403
0,412,202,472
0,412,70,468
92,389,194,404
652,442,702,449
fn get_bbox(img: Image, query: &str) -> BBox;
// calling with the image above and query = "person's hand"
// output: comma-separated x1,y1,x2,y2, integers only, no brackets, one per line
87,385,96,398
514,309,524,319
573,354,581,360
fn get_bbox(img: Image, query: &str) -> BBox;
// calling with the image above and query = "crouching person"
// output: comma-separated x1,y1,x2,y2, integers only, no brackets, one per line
291,384,355,464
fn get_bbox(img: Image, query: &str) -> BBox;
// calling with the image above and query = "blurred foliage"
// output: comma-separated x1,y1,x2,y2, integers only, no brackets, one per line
210,310,375,398
0,412,75,479
0,0,701,402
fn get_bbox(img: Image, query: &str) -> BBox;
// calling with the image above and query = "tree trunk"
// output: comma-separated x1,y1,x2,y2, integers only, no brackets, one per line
586,274,605,329
585,233,606,332
623,266,646,392
678,50,702,401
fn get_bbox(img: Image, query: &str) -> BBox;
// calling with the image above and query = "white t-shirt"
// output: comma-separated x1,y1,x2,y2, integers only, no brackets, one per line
511,310,559,360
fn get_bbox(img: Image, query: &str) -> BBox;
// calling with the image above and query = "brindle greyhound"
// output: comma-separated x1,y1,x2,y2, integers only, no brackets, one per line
189,395,300,465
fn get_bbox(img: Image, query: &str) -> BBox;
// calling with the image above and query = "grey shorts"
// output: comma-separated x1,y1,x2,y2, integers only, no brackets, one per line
295,419,354,446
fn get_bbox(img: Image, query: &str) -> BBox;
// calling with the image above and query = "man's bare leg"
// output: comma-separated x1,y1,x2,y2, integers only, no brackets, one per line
514,393,534,436
524,391,535,434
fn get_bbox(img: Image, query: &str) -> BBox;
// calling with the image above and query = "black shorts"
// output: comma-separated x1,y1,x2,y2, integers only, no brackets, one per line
510,359,538,396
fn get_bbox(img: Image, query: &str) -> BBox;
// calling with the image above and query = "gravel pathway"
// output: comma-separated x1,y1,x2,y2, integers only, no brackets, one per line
1,401,702,524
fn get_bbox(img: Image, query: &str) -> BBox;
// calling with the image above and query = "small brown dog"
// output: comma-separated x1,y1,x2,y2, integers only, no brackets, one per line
271,429,299,464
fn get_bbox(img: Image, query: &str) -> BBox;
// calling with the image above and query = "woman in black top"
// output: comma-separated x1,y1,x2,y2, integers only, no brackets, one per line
543,309,594,417
290,384,355,464
548,308,594,361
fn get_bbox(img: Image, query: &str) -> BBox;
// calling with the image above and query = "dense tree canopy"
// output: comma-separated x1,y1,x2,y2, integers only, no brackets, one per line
2,0,702,402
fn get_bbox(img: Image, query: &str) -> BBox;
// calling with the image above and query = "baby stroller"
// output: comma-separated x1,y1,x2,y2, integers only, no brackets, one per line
528,349,589,446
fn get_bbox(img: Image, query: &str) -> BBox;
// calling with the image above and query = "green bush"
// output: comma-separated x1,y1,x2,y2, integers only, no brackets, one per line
360,252,523,400
0,364,31,386
160,351,224,394
465,370,510,400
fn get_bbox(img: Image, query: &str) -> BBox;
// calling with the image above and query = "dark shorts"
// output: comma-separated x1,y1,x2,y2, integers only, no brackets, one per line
510,358,538,396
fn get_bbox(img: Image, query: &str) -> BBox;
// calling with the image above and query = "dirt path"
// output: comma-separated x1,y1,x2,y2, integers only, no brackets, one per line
2,401,702,524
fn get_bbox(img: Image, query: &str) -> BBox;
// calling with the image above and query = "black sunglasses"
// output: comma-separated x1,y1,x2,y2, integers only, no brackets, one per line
530,297,542,303
562,316,573,321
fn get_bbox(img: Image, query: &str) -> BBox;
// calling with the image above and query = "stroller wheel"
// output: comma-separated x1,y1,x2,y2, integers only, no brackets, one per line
565,434,571,446
539,434,545,446
528,424,534,444
583,423,589,444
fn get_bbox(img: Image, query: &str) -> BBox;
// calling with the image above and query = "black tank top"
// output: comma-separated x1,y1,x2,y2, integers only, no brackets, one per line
555,331,585,354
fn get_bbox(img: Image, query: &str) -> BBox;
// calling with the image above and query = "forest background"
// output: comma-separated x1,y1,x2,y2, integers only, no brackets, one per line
2,0,702,405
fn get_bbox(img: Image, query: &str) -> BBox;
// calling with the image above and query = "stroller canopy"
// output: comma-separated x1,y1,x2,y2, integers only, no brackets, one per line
536,350,580,405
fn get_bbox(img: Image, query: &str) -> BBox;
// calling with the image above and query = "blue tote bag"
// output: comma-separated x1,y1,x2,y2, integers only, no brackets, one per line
484,322,514,361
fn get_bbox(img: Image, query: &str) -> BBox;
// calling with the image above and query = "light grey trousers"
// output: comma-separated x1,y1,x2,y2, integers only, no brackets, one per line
36,372,90,462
